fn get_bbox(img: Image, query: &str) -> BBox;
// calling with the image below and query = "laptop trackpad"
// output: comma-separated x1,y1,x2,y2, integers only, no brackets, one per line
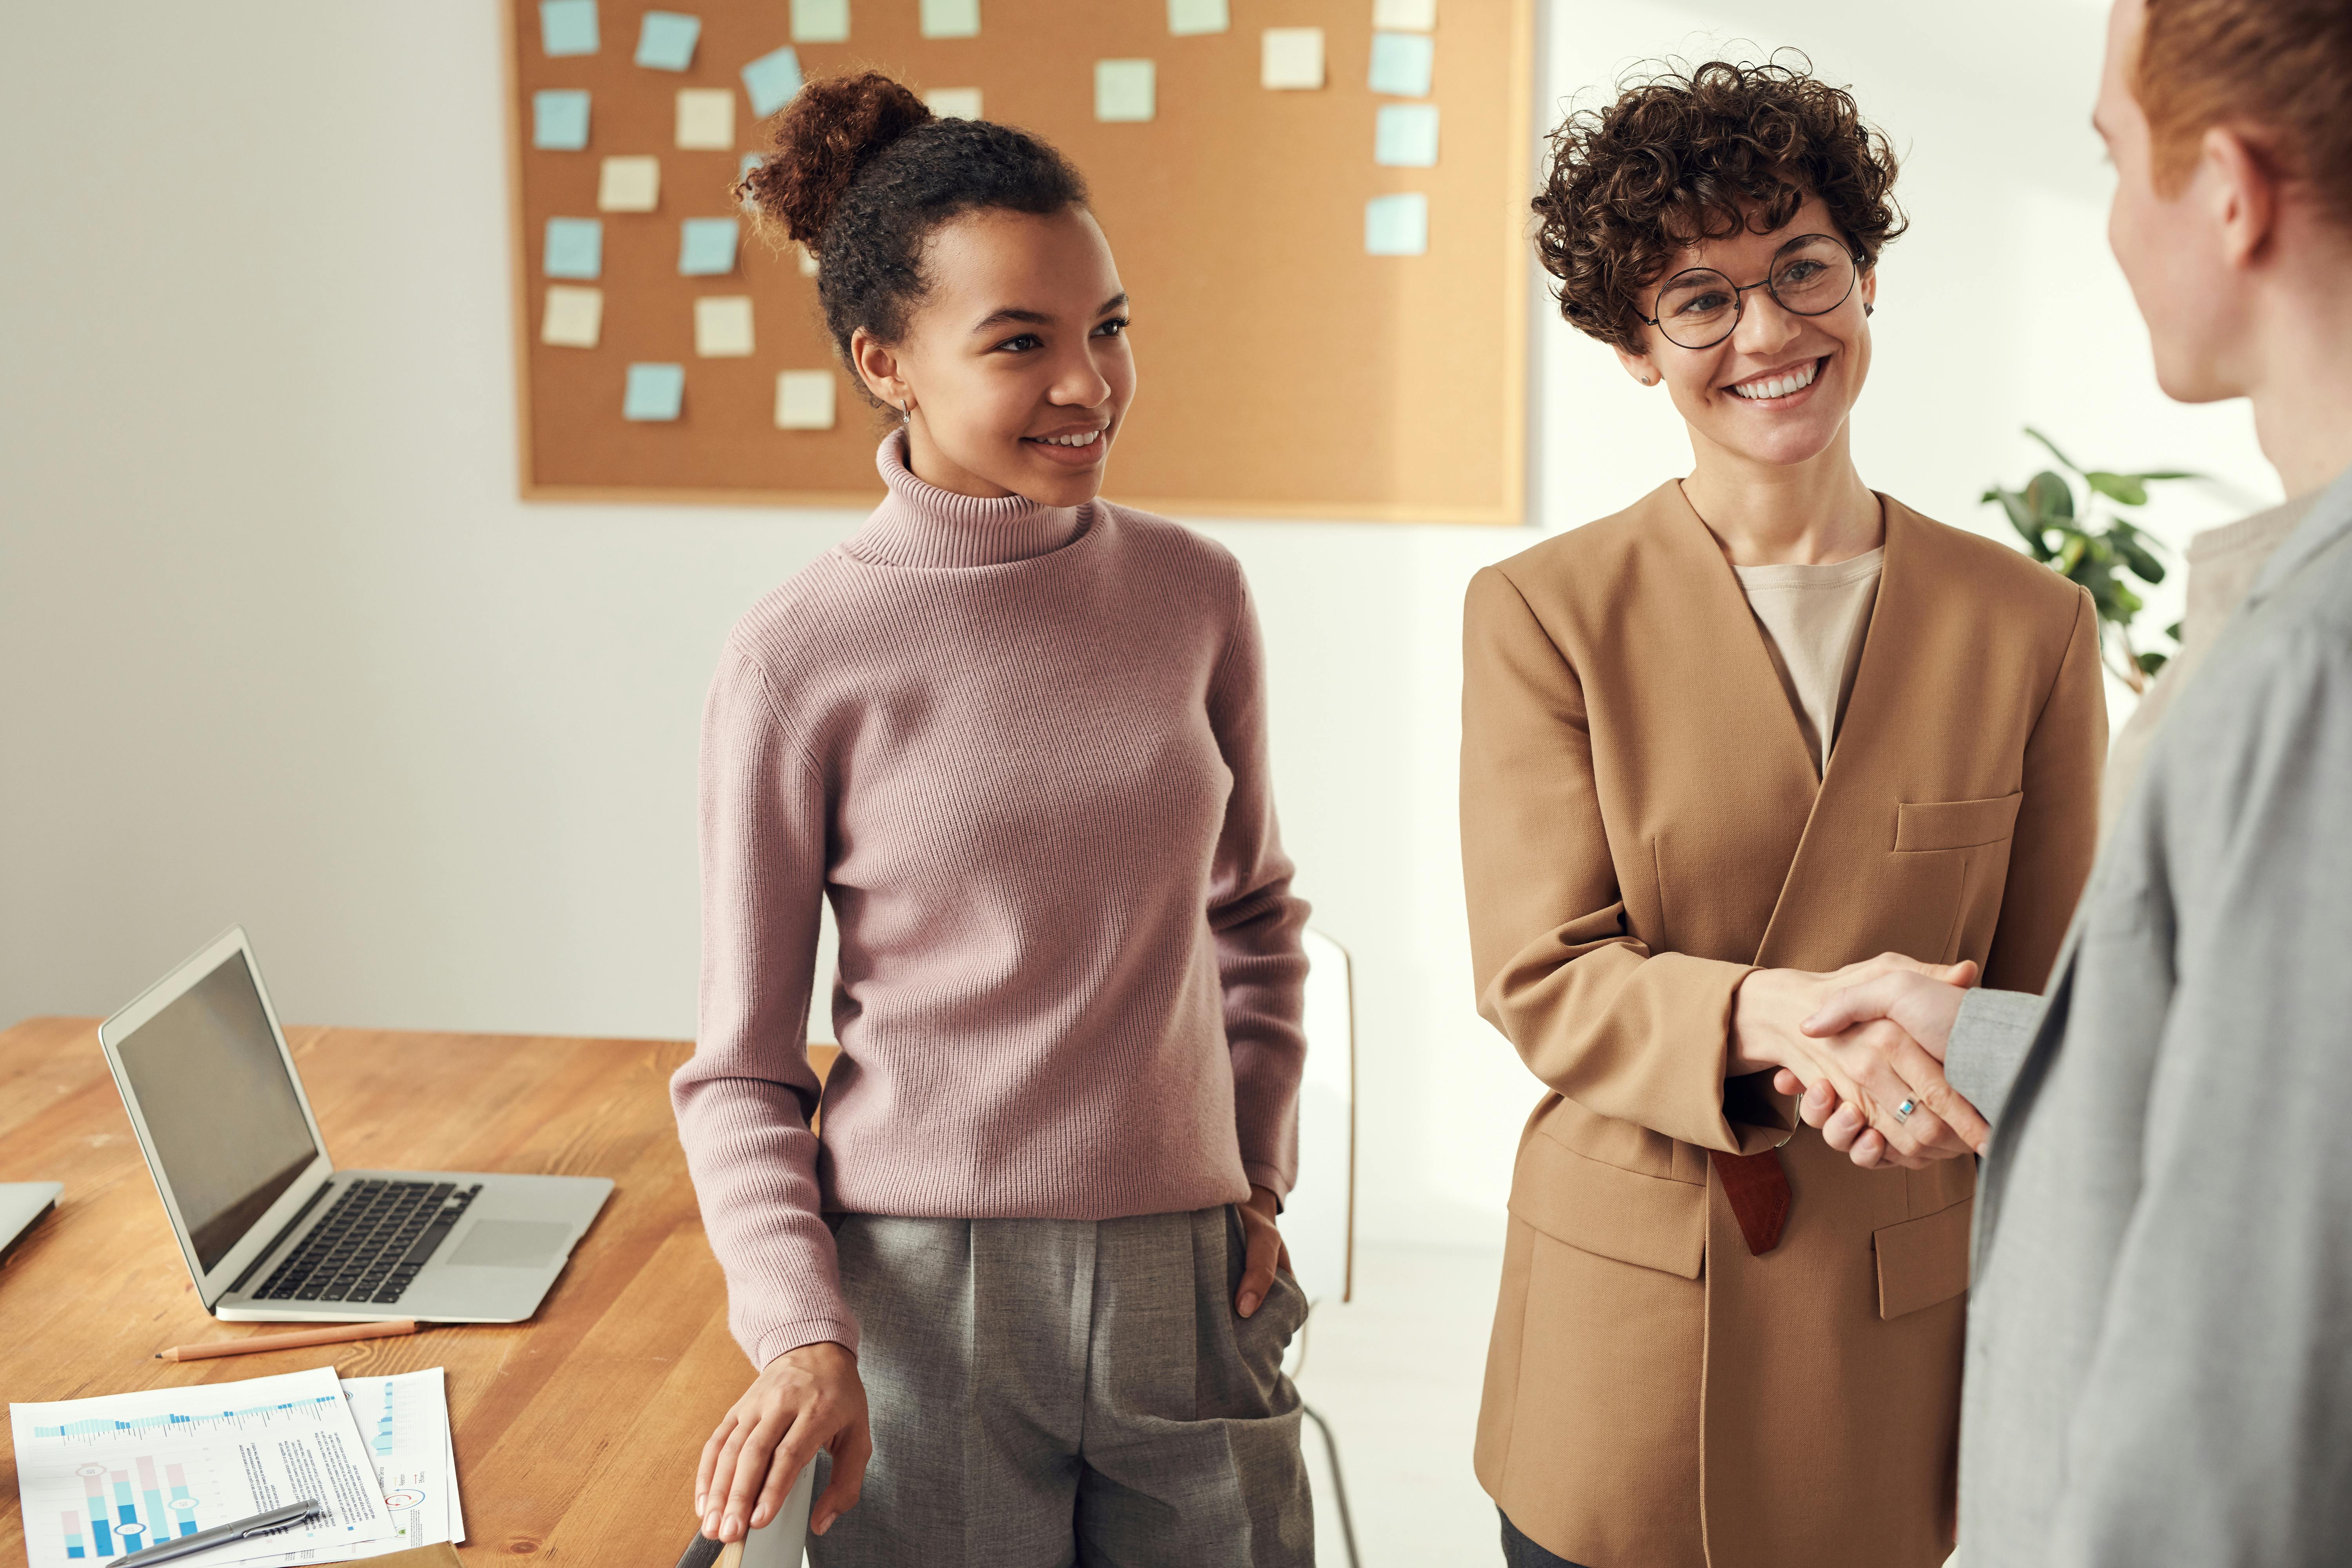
448,1220,572,1268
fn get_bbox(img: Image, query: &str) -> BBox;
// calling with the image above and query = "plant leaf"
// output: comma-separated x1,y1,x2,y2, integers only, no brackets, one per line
2165,619,2183,642
2056,535,2087,575
2027,470,2076,521
2085,471,2150,506
2116,534,2166,584
2138,650,2170,677
2024,426,2082,474
1986,486,2050,555
2132,470,2202,481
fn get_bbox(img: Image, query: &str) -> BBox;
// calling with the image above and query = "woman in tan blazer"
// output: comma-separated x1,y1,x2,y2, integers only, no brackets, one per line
1465,63,2105,1568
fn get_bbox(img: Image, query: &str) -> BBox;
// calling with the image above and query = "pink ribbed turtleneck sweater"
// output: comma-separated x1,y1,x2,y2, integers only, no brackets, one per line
672,434,1310,1367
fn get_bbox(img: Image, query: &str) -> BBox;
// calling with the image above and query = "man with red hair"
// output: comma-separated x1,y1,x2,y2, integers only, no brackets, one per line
1789,0,2352,1560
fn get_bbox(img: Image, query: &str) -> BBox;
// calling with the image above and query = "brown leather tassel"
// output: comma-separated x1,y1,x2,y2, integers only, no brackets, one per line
1710,1148,1792,1255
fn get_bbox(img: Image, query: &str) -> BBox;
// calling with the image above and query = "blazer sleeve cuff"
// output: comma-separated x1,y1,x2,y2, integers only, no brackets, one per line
1947,986,2044,1130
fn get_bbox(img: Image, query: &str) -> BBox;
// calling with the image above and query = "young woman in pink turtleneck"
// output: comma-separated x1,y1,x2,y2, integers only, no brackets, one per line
671,72,1315,1568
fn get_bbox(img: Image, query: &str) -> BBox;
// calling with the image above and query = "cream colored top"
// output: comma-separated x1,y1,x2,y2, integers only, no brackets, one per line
1732,547,1884,777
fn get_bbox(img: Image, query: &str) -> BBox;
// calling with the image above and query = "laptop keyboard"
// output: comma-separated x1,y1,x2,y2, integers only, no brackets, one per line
256,1180,482,1305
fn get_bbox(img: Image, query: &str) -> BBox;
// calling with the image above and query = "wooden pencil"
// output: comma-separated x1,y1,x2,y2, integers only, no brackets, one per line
156,1318,420,1361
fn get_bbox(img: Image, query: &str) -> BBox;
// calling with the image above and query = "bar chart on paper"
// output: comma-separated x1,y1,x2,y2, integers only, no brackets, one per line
10,1368,396,1568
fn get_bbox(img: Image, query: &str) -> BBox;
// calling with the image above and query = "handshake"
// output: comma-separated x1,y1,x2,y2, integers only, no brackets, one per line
1730,954,1987,1169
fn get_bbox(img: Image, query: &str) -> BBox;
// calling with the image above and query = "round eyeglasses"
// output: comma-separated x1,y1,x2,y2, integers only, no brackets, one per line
1640,234,1865,350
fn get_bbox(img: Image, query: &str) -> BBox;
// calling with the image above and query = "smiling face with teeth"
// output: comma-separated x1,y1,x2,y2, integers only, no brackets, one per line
1617,192,1877,477
848,205,1136,507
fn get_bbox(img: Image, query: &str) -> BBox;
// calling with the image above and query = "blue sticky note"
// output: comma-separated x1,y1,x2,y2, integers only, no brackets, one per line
742,45,804,117
540,0,598,56
635,11,701,70
532,90,591,150
1374,103,1439,167
1368,31,1434,96
544,217,603,279
624,363,687,421
1365,192,1428,256
679,218,740,275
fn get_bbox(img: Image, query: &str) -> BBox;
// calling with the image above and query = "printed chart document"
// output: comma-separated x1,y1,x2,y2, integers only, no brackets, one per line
238,1369,465,1564
10,1366,396,1566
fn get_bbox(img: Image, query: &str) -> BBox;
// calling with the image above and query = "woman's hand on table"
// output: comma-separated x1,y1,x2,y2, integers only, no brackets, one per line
1234,1183,1291,1319
1730,953,1985,1167
697,1338,872,1543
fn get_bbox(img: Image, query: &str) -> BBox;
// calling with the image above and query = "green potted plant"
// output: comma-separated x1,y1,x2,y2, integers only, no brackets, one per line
1983,428,2202,693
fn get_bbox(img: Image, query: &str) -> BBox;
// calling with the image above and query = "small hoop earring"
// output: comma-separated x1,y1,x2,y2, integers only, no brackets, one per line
899,399,914,424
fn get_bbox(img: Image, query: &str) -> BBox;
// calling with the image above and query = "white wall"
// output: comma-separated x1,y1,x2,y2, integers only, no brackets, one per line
0,0,2280,1246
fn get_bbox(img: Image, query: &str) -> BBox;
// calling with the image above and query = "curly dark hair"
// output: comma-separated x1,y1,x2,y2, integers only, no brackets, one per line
738,72,1088,398
1533,57,1906,353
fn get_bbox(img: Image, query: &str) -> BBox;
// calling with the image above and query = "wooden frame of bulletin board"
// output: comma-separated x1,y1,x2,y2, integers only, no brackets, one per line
504,0,1533,522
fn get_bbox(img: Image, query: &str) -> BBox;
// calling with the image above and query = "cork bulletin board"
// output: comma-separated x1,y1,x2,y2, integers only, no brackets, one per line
503,0,1533,522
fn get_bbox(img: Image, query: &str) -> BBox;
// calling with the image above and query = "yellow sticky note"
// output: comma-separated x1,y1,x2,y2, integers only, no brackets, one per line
775,370,837,429
1372,0,1436,29
541,285,603,347
1261,28,1324,89
926,86,983,120
675,89,735,149
919,0,978,38
597,155,660,211
695,296,755,357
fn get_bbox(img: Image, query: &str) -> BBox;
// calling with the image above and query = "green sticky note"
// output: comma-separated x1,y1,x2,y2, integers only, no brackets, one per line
742,46,804,116
1365,192,1428,256
532,90,590,150
544,217,603,279
1368,31,1434,96
1167,0,1227,35
1094,59,1155,122
679,218,740,275
624,363,686,421
1374,103,1439,167
635,11,700,70
540,0,598,56
791,0,850,42
919,0,979,39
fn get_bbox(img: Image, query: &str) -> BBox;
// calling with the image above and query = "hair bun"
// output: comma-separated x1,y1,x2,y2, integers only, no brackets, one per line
741,71,934,249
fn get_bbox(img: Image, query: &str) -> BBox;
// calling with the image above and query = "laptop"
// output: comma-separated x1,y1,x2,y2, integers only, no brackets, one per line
97,927,612,1323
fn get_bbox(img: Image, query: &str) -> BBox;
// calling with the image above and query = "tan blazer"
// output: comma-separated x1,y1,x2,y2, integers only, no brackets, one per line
1462,483,2103,1568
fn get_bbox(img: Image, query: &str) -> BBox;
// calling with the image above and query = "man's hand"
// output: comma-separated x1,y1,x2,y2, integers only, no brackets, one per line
1731,955,1982,1165
1234,1184,1290,1318
696,1339,872,1543
1768,966,1987,1167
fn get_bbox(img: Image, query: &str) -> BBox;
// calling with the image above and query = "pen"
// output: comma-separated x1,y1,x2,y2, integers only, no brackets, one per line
114,1499,322,1567
156,1319,419,1361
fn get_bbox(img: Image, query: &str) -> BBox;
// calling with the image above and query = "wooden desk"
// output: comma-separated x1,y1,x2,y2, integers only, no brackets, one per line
0,1015,840,1564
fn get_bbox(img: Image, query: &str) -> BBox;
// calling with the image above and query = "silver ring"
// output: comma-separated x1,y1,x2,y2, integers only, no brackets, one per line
1894,1099,1915,1122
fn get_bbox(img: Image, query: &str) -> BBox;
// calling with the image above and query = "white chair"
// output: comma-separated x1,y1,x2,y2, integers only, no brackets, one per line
1285,927,1359,1568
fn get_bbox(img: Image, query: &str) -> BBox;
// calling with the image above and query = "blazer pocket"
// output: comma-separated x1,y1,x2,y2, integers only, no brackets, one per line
1895,792,2023,853
1872,1197,1973,1320
1509,1128,1706,1280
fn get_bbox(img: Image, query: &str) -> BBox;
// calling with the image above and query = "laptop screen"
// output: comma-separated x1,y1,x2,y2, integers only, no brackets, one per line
115,949,323,1270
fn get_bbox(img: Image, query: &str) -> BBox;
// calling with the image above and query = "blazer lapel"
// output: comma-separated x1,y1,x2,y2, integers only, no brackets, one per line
1655,481,1826,794
1622,483,1824,965
1750,496,1905,968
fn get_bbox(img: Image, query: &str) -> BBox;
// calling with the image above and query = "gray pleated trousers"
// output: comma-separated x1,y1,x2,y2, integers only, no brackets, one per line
806,1204,1314,1568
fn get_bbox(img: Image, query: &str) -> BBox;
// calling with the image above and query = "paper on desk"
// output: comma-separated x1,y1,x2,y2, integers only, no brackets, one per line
236,1370,465,1565
9,1365,397,1568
